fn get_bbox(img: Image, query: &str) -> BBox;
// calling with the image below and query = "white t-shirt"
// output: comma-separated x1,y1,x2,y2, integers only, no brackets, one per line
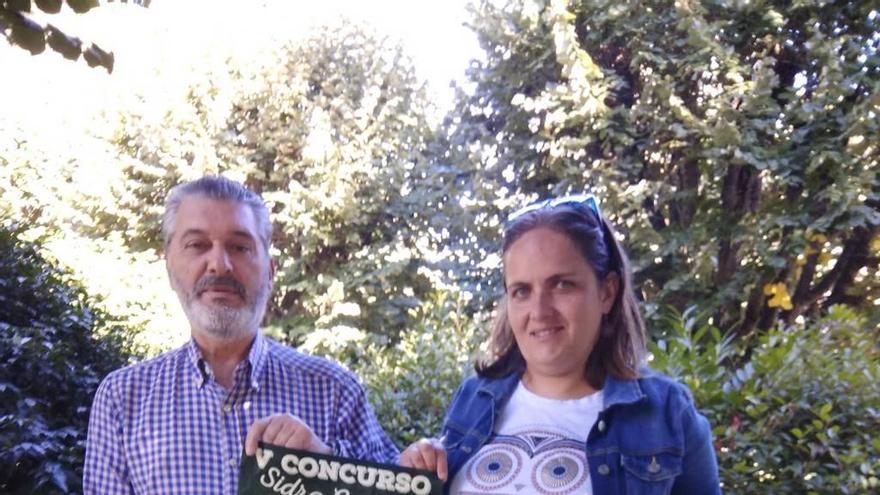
450,380,603,494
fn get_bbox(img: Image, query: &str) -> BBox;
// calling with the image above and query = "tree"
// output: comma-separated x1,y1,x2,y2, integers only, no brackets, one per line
431,0,879,339
0,0,139,72
106,21,443,341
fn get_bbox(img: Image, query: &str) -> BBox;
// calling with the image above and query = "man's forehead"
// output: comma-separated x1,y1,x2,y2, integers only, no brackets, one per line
174,196,260,236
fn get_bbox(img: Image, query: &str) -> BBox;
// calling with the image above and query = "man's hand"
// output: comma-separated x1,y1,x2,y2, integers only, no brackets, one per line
245,413,331,456
399,438,448,481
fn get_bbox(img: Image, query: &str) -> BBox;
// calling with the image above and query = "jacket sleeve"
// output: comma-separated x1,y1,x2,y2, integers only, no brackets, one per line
673,395,721,494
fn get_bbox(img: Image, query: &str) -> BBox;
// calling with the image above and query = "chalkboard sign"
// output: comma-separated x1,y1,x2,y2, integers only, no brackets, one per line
238,443,443,495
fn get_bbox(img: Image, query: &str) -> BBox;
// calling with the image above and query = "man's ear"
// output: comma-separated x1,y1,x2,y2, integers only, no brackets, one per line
268,257,277,290
601,272,620,315
163,247,173,287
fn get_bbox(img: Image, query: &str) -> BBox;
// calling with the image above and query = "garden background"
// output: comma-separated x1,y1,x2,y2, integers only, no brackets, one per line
1,0,878,493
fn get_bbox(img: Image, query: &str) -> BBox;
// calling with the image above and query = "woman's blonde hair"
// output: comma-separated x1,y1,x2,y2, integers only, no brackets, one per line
476,203,646,389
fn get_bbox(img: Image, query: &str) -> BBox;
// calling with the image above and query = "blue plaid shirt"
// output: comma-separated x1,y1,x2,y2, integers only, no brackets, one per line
84,332,399,494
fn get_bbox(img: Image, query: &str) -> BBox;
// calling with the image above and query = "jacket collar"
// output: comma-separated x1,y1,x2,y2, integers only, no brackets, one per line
475,370,646,410
602,372,646,409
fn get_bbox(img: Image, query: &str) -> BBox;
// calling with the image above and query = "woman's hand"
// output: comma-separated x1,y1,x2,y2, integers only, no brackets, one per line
399,437,448,481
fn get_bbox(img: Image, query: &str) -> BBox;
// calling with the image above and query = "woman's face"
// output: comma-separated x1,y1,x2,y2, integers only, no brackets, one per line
504,227,618,386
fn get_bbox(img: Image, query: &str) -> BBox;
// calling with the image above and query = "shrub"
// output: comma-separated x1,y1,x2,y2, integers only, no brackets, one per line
301,290,487,446
0,226,132,494
651,306,880,494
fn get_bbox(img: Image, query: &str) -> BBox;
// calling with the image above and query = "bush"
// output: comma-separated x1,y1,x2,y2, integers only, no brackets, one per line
0,226,132,494
301,290,487,446
651,306,880,494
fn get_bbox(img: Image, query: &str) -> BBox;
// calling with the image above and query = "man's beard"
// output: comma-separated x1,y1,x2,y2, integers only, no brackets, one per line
173,274,270,340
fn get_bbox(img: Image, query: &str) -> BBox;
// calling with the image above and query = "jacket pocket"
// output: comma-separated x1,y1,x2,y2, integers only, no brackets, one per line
442,423,483,481
621,452,682,495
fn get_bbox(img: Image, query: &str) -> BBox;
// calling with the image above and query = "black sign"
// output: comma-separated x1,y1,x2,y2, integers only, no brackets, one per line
238,443,443,495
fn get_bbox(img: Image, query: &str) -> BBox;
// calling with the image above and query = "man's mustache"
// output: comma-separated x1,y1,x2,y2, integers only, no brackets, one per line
193,275,246,298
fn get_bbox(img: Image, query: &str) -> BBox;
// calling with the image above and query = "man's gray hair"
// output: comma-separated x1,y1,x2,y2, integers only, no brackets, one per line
162,175,273,252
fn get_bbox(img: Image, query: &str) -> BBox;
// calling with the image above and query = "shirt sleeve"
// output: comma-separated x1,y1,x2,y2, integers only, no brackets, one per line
83,374,134,495
330,376,400,464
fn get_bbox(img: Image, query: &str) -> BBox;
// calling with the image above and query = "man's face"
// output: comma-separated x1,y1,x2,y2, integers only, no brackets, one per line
165,196,274,340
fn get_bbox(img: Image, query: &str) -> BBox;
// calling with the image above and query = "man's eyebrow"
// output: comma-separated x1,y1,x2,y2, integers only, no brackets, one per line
179,228,207,239
177,229,256,241
230,230,257,242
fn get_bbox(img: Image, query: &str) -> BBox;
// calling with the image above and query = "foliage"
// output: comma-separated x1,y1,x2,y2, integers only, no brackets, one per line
0,121,186,354
3,2,879,494
430,0,880,340
105,20,443,342
0,0,131,71
301,290,487,446
652,306,880,494
0,226,132,494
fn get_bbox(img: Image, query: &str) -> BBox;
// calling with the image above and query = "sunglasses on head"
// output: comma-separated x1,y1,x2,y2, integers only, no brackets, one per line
506,193,602,224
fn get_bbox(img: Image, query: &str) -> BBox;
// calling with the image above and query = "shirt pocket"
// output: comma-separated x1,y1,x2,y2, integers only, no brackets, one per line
621,452,682,495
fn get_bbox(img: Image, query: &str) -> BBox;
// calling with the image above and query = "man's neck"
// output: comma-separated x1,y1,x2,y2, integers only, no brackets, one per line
192,330,257,389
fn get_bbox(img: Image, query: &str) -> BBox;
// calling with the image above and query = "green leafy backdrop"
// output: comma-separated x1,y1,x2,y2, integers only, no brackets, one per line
1,1,878,493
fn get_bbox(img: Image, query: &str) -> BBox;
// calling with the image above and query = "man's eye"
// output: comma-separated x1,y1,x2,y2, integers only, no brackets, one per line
185,242,208,250
556,280,574,289
231,244,252,254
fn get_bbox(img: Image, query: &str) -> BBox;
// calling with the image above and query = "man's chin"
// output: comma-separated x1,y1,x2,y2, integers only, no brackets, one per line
184,304,254,338
195,325,254,340
198,292,245,308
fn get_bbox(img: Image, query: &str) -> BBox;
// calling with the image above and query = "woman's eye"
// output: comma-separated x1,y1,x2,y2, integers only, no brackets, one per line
510,287,529,299
556,280,574,289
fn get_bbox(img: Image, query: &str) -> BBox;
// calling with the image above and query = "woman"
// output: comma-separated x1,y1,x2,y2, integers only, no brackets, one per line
400,194,720,494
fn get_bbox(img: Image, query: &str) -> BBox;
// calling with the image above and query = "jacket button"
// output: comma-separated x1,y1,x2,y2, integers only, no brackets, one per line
597,464,610,476
597,420,606,432
461,446,472,453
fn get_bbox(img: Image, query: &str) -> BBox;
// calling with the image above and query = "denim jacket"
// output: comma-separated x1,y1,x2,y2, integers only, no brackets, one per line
440,370,721,494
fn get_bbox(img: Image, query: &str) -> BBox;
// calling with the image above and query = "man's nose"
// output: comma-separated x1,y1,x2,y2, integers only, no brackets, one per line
207,245,233,274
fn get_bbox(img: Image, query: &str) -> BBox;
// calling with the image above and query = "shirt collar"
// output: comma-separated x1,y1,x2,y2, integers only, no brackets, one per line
476,369,647,410
186,331,269,390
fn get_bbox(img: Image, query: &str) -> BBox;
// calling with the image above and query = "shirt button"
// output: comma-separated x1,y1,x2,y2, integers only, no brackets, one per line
222,405,232,413
598,464,610,476
228,458,237,467
597,419,606,432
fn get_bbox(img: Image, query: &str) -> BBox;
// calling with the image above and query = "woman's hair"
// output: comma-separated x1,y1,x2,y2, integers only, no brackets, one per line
475,201,646,389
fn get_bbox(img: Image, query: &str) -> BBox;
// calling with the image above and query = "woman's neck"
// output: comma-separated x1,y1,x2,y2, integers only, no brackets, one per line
521,369,597,399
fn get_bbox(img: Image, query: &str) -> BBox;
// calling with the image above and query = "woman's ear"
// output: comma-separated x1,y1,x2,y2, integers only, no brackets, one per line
600,272,620,315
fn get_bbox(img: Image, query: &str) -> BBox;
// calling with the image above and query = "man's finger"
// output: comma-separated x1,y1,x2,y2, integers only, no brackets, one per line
286,423,313,450
260,417,286,445
245,418,269,456
267,418,300,447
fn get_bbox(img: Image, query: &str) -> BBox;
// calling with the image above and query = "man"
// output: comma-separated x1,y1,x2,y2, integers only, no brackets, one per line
84,176,398,494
